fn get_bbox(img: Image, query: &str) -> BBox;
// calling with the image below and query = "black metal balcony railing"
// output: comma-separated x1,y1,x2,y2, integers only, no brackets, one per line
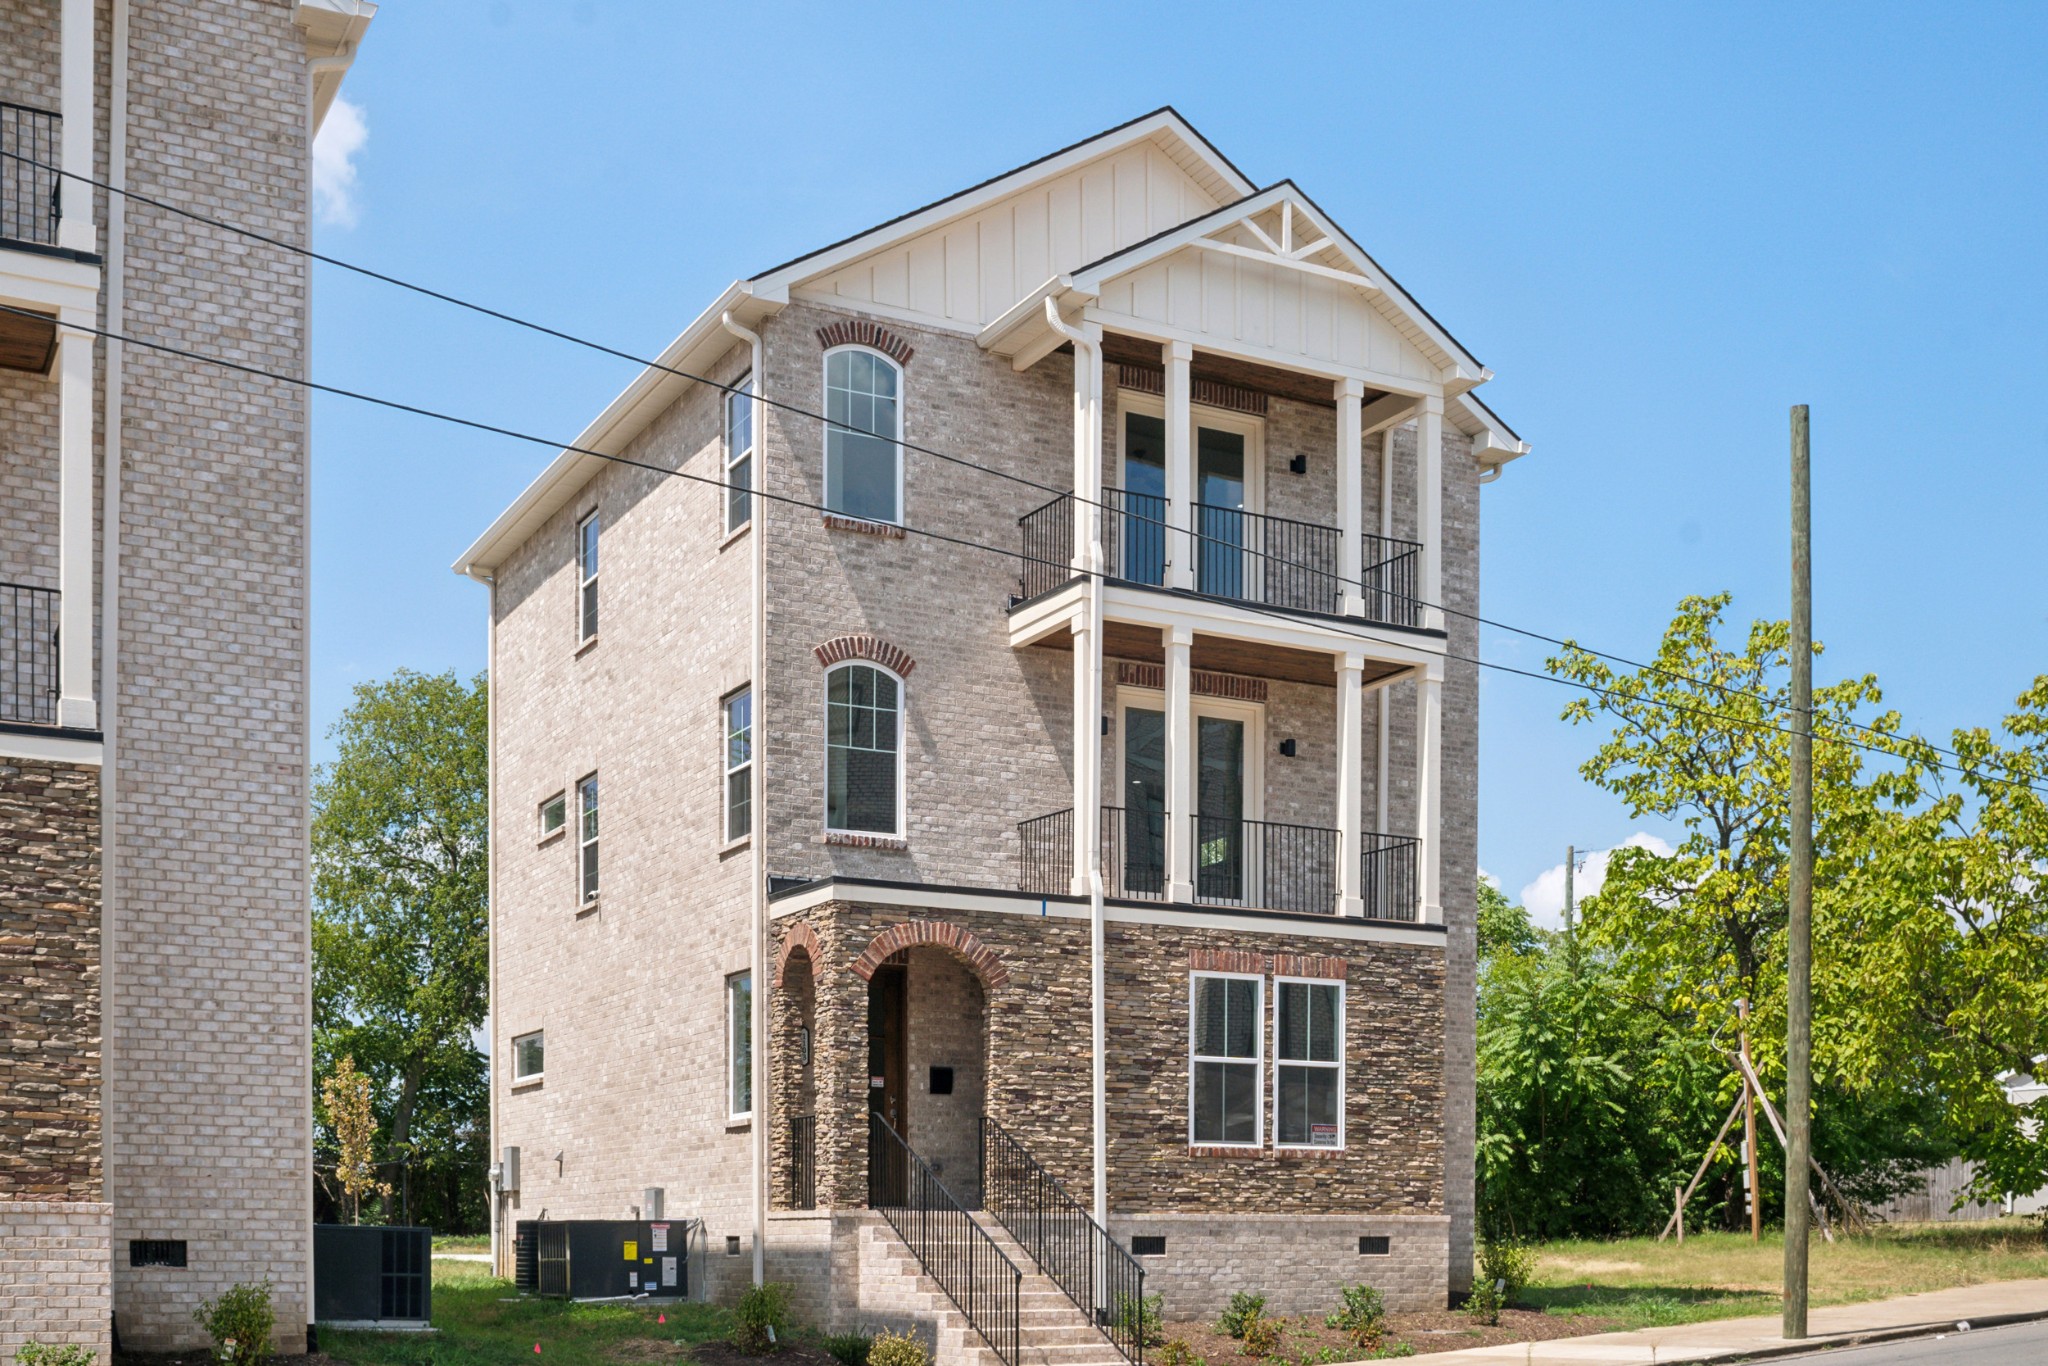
1361,832,1421,922
1192,814,1339,915
1193,502,1344,614
1,582,58,726
1361,533,1423,627
1104,487,1168,588
981,1116,1146,1365
787,1115,817,1210
1018,807,1168,901
1018,493,1075,601
0,103,60,247
869,1113,1022,1366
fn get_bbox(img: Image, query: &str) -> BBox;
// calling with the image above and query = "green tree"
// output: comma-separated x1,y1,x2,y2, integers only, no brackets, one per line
313,669,489,1230
1478,878,1538,960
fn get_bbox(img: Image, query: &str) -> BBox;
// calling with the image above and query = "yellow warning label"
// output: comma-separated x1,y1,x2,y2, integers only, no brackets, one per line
623,1240,638,1260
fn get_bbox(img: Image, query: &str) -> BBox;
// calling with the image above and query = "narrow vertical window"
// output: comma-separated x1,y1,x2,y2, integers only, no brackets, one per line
577,511,600,644
823,348,902,524
825,662,901,835
1275,979,1343,1148
724,688,752,842
577,773,599,903
1190,973,1261,1146
728,971,753,1119
725,377,755,534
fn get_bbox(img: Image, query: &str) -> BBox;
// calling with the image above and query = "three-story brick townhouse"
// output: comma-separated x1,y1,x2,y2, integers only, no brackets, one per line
0,1,374,1358
460,109,1527,1363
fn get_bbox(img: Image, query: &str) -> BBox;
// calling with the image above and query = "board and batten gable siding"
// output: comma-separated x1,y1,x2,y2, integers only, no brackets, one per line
489,337,761,1284
799,138,1231,330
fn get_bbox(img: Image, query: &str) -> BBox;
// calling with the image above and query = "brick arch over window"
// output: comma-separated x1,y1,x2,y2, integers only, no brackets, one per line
775,921,822,987
851,920,1010,991
813,633,916,678
816,319,915,367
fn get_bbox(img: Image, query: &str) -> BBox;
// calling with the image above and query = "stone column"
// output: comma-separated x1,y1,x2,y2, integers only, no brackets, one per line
1165,626,1196,903
1334,653,1365,916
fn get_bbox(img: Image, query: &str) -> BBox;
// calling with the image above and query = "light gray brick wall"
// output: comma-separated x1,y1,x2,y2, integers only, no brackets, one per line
1111,1213,1449,1317
0,1200,111,1366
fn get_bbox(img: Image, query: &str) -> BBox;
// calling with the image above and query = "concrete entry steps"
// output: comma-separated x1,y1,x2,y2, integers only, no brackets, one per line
854,1212,1129,1366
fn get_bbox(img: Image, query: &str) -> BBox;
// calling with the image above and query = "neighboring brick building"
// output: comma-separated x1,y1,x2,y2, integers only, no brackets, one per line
0,1,374,1358
460,110,1528,1359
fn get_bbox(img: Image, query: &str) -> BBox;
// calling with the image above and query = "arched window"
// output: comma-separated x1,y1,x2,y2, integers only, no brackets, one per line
823,346,903,524
825,661,903,835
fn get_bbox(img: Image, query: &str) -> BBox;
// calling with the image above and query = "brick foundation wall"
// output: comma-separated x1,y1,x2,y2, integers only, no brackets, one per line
1111,1213,1449,1316
0,1199,112,1365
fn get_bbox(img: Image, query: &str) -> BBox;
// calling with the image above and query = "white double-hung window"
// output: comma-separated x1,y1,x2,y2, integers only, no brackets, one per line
1189,972,1261,1146
577,773,599,903
728,971,753,1121
823,347,902,524
577,511,600,644
1275,977,1343,1148
724,688,752,841
725,376,754,533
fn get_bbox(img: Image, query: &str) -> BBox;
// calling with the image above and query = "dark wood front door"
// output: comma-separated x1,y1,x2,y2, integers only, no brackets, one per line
867,962,909,1202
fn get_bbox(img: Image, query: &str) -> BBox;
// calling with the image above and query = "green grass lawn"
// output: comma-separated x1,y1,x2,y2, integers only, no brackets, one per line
318,1260,730,1366
430,1235,491,1255
1522,1220,2048,1329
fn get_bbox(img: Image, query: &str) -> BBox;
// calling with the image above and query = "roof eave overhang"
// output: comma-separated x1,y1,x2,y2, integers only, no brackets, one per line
453,282,777,582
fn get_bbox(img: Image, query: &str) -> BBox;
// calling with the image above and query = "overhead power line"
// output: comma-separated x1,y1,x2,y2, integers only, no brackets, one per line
13,301,2034,802
5,143,1985,769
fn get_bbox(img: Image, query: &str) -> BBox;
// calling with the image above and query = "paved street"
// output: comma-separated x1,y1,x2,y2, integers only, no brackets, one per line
1778,1317,2048,1363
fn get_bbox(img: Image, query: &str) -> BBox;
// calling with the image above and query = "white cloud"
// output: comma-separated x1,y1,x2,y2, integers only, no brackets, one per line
1518,833,1676,930
313,96,367,228
1478,867,1501,890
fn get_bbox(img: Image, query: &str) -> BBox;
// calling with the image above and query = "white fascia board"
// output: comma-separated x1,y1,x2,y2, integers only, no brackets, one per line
0,250,100,311
453,281,768,581
0,728,103,766
1451,392,1530,468
750,110,1255,303
293,0,377,134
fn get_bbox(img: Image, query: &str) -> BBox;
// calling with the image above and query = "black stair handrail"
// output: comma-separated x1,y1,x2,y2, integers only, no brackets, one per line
868,1113,1022,1366
980,1116,1147,1365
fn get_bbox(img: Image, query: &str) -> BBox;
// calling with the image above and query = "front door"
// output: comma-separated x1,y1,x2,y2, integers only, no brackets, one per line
1195,714,1249,900
1195,425,1249,598
867,962,908,1202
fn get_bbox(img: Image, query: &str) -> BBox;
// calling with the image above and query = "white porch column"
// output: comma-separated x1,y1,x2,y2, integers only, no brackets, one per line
1165,625,1196,903
1163,341,1194,591
1416,395,1445,631
1070,322,1104,573
1065,318,1104,893
56,307,95,730
1334,653,1365,916
59,0,94,253
1415,668,1443,924
1335,379,1365,616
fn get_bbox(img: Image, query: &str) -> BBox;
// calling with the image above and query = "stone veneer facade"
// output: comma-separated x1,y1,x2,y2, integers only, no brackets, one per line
485,126,1490,1335
0,1,353,1357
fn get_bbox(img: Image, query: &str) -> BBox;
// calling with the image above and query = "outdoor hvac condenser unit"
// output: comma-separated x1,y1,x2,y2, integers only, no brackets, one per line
312,1225,432,1325
515,1218,700,1300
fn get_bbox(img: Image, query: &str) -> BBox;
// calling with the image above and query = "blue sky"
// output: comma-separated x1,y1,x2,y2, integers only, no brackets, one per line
307,2,2048,920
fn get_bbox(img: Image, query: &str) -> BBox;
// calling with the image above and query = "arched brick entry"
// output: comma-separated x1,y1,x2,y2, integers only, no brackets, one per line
774,921,821,987
851,920,1010,990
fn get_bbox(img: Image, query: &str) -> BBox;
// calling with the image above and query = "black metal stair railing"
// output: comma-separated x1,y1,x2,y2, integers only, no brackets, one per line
1017,493,1075,601
1361,832,1421,921
980,1116,1147,1365
1360,533,1422,627
868,1113,1022,1366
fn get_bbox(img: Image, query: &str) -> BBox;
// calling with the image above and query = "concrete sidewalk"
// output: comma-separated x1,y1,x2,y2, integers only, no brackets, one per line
1416,1279,2048,1363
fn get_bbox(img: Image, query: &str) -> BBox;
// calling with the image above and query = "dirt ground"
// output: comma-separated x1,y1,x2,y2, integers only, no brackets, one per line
1162,1306,1622,1360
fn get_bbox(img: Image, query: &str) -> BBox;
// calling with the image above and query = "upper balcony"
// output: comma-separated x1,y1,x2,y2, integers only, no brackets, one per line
0,583,59,727
0,103,61,252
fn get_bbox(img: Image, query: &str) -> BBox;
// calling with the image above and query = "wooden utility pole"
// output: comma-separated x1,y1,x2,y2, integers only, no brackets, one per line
1563,845,1577,975
1739,999,1761,1242
1784,404,1814,1339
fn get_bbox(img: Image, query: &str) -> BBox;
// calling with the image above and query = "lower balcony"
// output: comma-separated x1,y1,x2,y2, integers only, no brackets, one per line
1018,807,1418,921
0,581,58,726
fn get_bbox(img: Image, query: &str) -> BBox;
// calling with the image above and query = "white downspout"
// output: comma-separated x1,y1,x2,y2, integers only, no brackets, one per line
1042,299,1109,1233
486,577,501,1275
1376,429,1394,841
723,312,769,1288
101,0,129,1306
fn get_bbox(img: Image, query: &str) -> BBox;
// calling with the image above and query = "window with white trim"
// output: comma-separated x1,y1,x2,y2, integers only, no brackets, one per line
823,347,902,523
577,773,599,903
725,376,754,533
728,971,753,1119
577,511,600,643
724,687,752,841
1190,973,1261,1146
825,662,901,835
539,791,565,839
1275,977,1343,1148
512,1030,545,1082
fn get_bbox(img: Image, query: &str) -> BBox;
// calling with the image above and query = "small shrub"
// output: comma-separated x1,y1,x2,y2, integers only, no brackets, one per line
1323,1284,1386,1350
867,1328,931,1366
1238,1314,1281,1359
1477,1238,1535,1304
1216,1291,1268,1340
1158,1339,1205,1366
730,1280,793,1354
194,1279,276,1365
18,1344,97,1366
1115,1291,1166,1348
823,1331,874,1366
1368,1347,1415,1360
1464,1278,1501,1328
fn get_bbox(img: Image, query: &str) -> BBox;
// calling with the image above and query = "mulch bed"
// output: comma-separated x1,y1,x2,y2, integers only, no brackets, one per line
1163,1307,1621,1360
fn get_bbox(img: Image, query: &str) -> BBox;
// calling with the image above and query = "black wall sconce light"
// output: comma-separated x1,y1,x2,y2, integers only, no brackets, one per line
1288,453,1309,475
1278,738,1298,758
